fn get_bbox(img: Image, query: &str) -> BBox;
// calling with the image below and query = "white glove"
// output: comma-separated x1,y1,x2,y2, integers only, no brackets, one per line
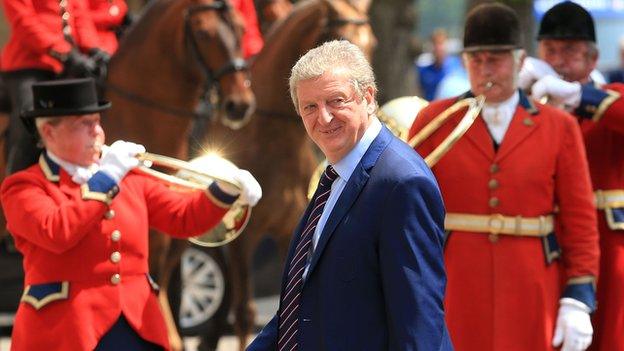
518,57,558,90
532,75,582,110
215,169,262,207
99,140,146,183
552,298,593,351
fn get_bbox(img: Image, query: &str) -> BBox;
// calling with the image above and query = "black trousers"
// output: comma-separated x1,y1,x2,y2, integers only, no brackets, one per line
95,315,164,351
2,69,55,174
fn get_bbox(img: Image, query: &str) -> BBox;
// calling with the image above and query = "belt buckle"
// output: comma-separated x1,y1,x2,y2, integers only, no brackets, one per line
488,213,505,236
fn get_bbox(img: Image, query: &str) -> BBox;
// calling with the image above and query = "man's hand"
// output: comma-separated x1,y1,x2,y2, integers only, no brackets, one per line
89,48,111,79
532,75,582,110
518,57,558,90
216,169,262,206
99,140,146,183
62,50,98,78
552,298,593,351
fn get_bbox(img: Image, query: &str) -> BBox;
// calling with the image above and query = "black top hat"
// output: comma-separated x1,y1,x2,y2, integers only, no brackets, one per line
538,1,595,42
463,3,522,52
22,78,111,119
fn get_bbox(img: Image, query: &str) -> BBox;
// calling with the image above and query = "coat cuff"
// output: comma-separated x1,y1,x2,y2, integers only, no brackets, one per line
205,182,238,209
562,276,596,312
80,171,120,205
575,84,620,121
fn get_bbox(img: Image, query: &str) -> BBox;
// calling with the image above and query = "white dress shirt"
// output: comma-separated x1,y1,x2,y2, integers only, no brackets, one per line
303,117,382,279
481,91,519,144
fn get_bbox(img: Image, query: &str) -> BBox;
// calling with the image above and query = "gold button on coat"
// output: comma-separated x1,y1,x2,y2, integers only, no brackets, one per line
111,230,121,242
110,274,121,285
489,197,499,207
490,164,500,173
488,179,499,189
104,209,115,220
110,251,121,263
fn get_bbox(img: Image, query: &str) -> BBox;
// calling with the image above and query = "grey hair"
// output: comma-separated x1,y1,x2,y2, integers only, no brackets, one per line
35,117,61,147
289,40,377,114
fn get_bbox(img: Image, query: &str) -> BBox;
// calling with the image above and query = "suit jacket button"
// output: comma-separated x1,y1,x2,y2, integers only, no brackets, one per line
104,209,115,220
489,164,500,174
111,230,121,242
110,274,121,285
110,251,121,263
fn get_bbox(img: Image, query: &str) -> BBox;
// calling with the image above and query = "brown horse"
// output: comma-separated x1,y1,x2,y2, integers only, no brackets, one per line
198,0,375,348
100,0,254,349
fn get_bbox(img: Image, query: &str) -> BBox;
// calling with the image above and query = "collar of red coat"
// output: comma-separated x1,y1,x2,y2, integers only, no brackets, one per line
458,88,539,115
39,152,61,182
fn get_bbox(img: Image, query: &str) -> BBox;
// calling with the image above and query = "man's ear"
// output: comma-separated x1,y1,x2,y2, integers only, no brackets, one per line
364,86,376,114
39,122,54,144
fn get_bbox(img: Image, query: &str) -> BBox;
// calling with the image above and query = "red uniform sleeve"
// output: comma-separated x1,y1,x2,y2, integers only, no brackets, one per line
88,0,127,30
0,172,108,254
554,113,600,280
234,0,263,58
71,0,101,51
139,175,231,238
1,0,72,54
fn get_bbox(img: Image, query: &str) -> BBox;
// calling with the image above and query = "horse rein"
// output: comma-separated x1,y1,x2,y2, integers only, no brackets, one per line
101,0,249,119
184,1,249,93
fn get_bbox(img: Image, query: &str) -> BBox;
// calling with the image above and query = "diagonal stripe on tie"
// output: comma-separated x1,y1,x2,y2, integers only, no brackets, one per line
277,165,338,351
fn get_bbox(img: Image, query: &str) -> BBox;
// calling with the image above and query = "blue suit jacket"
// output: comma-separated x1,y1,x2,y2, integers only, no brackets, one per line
248,126,453,350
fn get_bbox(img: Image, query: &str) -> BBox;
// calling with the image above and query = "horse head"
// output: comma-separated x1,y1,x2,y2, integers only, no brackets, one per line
317,0,376,60
184,0,256,129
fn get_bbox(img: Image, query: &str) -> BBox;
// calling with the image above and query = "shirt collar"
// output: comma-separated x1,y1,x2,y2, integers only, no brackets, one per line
332,117,382,182
46,150,99,184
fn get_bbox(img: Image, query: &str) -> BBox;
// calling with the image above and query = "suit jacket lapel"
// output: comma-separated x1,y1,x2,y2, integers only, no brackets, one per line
305,126,393,280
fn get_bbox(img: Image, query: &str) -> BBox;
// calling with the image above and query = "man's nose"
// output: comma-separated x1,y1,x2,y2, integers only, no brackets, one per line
318,105,333,125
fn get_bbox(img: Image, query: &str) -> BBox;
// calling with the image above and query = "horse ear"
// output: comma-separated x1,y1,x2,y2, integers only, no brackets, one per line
347,0,372,14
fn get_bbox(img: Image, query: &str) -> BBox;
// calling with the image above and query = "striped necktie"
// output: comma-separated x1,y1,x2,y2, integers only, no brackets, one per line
277,165,338,351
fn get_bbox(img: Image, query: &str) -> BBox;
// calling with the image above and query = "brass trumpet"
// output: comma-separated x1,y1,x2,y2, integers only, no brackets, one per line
136,152,251,247
408,95,485,167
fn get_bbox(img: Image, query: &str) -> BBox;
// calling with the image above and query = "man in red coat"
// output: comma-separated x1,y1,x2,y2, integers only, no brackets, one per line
1,0,108,175
519,2,624,350
408,3,599,351
0,78,262,350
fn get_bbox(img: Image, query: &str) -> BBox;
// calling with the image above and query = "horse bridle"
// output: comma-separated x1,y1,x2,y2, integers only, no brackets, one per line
103,0,249,119
184,0,249,94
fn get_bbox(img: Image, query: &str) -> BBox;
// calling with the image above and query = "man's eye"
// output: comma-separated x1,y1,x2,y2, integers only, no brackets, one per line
330,98,346,107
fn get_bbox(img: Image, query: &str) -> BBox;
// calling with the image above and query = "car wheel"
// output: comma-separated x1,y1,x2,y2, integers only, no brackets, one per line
169,245,231,336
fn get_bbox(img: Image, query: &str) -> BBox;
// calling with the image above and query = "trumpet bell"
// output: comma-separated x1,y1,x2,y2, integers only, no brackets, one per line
136,152,252,247
378,96,429,141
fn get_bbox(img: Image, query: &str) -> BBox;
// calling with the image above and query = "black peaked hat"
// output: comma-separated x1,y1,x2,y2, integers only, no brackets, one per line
538,1,595,42
22,78,111,119
463,3,522,52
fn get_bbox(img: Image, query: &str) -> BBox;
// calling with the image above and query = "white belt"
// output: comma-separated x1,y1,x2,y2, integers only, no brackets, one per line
595,189,624,209
445,213,554,237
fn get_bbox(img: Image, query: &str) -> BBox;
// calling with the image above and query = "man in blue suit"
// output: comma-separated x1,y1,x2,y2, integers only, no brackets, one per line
247,40,452,351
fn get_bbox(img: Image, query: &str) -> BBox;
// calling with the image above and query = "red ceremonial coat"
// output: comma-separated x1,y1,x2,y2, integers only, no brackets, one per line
88,0,128,54
575,83,624,351
408,92,599,351
0,153,233,350
230,0,263,58
1,0,101,73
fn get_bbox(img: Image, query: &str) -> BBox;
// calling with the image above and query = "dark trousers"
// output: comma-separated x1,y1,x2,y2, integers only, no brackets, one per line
2,69,55,174
95,315,164,351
